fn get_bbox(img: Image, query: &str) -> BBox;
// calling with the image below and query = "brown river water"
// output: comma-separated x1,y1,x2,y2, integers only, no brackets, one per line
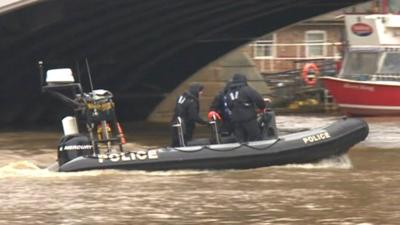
0,115,399,225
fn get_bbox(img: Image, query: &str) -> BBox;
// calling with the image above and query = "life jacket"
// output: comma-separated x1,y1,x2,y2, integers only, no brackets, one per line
226,84,258,122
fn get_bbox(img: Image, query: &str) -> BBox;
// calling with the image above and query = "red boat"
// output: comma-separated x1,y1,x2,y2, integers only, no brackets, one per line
321,14,400,116
321,76,400,116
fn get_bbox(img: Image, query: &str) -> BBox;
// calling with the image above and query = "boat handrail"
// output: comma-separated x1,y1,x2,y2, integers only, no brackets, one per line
173,146,203,152
174,143,242,152
172,139,282,152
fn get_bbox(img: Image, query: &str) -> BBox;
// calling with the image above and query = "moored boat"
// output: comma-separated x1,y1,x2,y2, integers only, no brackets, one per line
321,14,400,116
321,76,400,116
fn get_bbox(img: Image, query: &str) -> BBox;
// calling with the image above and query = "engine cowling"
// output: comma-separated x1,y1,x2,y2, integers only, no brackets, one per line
57,134,93,165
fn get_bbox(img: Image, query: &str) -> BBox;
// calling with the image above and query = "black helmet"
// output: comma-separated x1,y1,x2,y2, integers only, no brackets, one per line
188,83,204,97
232,73,247,85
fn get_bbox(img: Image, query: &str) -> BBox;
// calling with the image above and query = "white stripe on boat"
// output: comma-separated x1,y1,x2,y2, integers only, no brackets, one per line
338,103,400,110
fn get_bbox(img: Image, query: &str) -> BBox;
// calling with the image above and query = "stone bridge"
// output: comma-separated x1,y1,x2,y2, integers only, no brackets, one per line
0,0,366,125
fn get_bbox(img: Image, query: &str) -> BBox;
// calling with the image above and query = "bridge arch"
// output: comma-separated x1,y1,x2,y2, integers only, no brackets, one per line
0,0,365,125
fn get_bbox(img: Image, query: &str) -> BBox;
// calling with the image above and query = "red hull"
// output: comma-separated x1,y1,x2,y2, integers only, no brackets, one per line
321,76,400,116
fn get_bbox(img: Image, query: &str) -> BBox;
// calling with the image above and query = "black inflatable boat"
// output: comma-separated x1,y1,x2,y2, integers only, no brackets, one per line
38,65,369,172
56,117,368,172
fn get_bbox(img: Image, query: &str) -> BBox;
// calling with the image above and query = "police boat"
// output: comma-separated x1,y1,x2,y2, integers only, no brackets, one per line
40,64,369,172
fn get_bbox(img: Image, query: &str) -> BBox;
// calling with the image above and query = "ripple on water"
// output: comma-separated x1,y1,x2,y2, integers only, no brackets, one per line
0,116,399,225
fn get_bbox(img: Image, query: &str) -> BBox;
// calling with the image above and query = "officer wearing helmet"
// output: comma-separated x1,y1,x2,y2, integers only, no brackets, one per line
208,81,234,137
226,73,266,142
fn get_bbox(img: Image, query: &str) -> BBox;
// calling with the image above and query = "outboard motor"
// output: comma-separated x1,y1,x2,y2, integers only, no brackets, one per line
57,116,94,165
57,134,93,166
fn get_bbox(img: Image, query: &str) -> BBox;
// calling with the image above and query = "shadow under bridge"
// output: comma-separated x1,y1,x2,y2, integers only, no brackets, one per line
0,0,366,125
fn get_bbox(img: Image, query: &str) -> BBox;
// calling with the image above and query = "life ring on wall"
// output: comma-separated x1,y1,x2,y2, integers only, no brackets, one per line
301,63,319,86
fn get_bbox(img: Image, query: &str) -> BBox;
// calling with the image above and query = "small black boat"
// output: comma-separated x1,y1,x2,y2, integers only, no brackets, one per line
56,117,368,172
39,64,369,172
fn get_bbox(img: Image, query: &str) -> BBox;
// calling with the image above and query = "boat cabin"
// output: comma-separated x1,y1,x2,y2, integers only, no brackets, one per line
340,14,400,82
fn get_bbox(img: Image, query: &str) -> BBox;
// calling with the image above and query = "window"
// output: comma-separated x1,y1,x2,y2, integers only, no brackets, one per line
389,0,400,13
305,31,326,57
380,52,400,74
253,33,275,58
341,52,379,77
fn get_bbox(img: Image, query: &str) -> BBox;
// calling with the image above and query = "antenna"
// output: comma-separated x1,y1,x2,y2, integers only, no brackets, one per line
75,60,82,85
38,61,44,92
85,57,94,92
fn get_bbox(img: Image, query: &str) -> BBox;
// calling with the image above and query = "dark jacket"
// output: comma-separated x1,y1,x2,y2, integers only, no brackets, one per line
209,81,232,120
172,84,207,126
226,74,266,122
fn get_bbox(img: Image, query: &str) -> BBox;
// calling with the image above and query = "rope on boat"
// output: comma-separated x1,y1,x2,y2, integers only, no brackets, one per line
241,138,281,151
174,138,282,152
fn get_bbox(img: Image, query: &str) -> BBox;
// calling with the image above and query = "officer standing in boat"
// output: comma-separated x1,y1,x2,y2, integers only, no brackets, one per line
171,83,208,147
208,81,234,136
226,73,266,142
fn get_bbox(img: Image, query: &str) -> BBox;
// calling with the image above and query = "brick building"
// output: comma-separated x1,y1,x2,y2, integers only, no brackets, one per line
244,24,343,74
244,0,398,74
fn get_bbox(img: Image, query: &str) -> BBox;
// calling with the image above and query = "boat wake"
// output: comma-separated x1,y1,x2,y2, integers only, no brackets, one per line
279,154,353,169
0,161,216,179
0,155,352,179
0,160,51,178
0,161,114,178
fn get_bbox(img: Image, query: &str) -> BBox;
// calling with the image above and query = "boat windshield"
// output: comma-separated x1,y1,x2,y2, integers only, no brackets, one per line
340,52,379,80
379,52,400,74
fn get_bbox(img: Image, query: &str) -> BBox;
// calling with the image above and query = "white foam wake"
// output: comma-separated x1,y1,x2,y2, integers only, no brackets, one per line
0,161,114,178
280,154,353,169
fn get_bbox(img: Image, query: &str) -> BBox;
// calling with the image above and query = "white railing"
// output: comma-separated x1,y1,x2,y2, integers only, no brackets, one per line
249,42,343,60
248,42,343,73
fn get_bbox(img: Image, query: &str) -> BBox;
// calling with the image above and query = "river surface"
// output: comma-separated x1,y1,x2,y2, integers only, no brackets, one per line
0,115,399,225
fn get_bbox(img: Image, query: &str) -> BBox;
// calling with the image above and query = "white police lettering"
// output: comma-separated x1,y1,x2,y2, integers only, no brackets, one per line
59,145,92,151
109,153,120,162
136,151,147,160
97,150,159,163
121,153,131,161
148,149,159,159
302,131,331,144
130,152,136,160
97,154,108,163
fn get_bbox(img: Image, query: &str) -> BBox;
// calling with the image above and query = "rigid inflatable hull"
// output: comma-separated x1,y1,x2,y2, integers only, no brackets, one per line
58,118,369,172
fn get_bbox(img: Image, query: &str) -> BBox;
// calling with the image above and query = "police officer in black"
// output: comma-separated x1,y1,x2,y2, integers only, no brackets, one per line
171,83,208,147
208,81,233,136
226,74,266,142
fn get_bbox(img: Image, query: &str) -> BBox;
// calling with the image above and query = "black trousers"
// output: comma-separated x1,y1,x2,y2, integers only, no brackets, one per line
219,119,234,137
233,119,261,143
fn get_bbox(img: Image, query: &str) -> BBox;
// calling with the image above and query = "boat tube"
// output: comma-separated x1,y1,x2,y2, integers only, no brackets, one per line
56,117,368,172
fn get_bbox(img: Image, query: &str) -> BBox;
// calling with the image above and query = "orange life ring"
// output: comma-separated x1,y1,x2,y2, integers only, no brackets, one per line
302,63,319,86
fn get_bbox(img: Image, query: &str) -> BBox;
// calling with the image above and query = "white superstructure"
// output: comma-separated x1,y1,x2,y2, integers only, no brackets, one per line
346,14,400,46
